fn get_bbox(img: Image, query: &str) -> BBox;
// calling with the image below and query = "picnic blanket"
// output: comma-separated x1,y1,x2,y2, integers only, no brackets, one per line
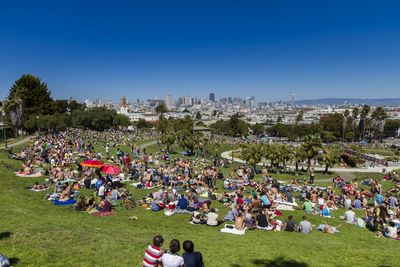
15,171,42,177
220,224,246,235
92,211,116,217
29,187,50,192
274,200,298,211
52,199,76,206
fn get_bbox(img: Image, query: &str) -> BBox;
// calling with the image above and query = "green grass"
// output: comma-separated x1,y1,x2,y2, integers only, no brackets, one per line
0,148,399,266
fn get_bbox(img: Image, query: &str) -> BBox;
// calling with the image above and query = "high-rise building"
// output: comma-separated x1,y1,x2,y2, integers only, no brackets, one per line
291,94,295,107
164,94,174,109
209,93,215,102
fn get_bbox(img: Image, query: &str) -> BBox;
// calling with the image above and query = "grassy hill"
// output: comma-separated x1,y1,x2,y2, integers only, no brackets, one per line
0,147,398,266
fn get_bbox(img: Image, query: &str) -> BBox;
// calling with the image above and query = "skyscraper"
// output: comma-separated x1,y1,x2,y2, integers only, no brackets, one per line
164,94,174,109
209,93,215,102
291,94,295,107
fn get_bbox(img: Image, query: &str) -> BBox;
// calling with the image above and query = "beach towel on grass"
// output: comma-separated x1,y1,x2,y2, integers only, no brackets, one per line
52,199,76,206
15,172,42,177
29,188,50,192
220,225,246,235
92,211,116,217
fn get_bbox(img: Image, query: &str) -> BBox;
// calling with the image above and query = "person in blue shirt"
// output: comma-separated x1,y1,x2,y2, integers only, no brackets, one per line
182,240,204,267
177,194,188,210
376,193,383,204
353,198,362,209
260,192,271,208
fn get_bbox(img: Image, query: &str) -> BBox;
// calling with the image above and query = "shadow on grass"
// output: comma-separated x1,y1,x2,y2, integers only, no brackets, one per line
9,258,19,265
231,257,309,267
0,231,12,240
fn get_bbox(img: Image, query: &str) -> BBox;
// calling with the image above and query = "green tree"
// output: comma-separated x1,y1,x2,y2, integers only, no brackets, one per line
241,143,263,167
371,106,387,141
195,111,202,120
351,107,359,142
343,109,350,142
5,74,54,129
318,146,342,173
301,135,323,170
359,105,371,142
155,103,168,115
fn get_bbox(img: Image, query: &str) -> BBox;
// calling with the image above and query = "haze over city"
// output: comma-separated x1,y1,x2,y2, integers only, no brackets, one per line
1,1,400,102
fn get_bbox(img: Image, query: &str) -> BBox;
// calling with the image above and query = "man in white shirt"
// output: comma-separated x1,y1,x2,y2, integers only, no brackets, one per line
98,184,105,198
344,207,356,224
206,208,219,226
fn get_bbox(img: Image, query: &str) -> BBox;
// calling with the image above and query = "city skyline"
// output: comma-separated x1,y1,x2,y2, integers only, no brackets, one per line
1,1,400,102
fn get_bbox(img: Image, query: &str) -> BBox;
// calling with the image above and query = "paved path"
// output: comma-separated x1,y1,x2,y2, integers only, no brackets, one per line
0,136,33,149
140,140,157,148
221,150,397,173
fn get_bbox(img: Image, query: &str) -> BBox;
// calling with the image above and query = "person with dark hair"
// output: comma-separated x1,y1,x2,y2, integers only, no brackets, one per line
299,216,312,234
256,209,269,228
143,235,164,267
182,240,204,267
162,239,184,267
206,208,220,226
284,215,296,232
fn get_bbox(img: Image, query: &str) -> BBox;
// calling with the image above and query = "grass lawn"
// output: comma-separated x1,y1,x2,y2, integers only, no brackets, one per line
0,148,399,266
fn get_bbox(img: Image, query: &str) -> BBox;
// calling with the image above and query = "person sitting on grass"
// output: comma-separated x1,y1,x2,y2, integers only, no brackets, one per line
256,209,269,229
97,197,112,212
143,235,164,267
299,216,312,234
74,196,87,211
303,198,314,214
383,221,398,239
235,212,245,230
162,239,184,267
182,240,204,267
206,208,221,226
344,207,356,224
284,215,296,232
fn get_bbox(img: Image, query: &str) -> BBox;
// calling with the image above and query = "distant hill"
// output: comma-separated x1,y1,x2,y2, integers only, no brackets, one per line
295,98,400,106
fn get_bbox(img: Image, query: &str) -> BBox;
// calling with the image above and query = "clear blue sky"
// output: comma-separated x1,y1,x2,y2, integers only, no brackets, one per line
1,1,400,102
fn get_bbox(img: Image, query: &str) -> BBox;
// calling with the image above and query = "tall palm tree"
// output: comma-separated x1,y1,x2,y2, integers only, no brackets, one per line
301,135,323,170
359,105,371,142
292,146,306,174
342,109,350,142
371,106,388,141
351,107,359,142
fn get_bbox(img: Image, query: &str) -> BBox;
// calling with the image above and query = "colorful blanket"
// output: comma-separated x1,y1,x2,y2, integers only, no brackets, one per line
52,199,76,206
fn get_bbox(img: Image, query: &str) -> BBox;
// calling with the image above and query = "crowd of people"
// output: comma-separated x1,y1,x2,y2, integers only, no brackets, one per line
5,129,400,265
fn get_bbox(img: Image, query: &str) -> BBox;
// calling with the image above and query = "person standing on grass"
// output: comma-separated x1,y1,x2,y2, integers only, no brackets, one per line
182,240,204,267
143,235,164,267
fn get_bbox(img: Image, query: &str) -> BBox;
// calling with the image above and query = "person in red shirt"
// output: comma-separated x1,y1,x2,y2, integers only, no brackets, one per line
143,235,164,267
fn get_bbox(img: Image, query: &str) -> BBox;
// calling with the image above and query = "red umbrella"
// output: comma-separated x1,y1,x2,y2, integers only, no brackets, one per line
100,164,121,175
81,159,104,168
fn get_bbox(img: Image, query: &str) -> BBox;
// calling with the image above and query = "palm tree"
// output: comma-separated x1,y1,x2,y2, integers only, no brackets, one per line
301,135,323,170
241,143,263,168
318,146,341,173
359,105,370,142
342,109,350,142
155,102,169,116
371,106,388,141
292,146,306,174
351,107,359,142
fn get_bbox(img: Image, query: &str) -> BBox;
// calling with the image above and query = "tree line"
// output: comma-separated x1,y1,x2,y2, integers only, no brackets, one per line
3,74,130,133
209,106,398,142
239,135,361,174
